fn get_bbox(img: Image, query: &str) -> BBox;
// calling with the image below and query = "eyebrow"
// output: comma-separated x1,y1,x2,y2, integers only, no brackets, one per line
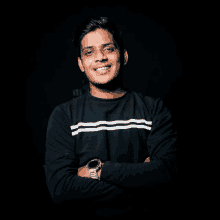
81,43,115,52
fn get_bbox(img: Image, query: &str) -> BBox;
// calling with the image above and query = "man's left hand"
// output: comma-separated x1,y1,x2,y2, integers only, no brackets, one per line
77,163,104,179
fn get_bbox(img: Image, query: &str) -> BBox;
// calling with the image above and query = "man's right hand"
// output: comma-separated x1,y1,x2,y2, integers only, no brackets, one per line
144,157,150,163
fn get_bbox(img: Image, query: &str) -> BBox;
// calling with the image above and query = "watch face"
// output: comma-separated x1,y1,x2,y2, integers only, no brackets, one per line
89,160,98,168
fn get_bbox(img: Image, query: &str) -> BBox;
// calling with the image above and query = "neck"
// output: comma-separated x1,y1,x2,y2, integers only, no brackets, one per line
89,84,127,99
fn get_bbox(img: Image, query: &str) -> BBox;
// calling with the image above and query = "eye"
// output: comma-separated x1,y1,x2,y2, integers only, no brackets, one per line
85,51,92,55
84,47,115,56
106,47,115,52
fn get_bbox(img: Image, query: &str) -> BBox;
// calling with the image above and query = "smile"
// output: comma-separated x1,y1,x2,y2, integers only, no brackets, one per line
95,65,111,71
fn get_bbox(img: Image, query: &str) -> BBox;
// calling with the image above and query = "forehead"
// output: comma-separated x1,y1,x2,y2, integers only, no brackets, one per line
81,28,114,49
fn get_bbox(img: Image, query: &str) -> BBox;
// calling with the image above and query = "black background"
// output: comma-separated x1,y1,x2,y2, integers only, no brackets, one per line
22,3,199,218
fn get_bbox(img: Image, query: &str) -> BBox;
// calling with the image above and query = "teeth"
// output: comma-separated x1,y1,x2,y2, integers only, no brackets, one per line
96,66,110,71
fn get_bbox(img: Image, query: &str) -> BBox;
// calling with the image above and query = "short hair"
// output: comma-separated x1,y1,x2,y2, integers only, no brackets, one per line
72,16,125,64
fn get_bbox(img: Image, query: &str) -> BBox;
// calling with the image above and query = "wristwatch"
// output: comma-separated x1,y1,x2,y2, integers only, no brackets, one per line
86,158,102,180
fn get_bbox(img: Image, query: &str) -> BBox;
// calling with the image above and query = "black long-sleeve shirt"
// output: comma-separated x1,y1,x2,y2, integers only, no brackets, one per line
43,89,178,217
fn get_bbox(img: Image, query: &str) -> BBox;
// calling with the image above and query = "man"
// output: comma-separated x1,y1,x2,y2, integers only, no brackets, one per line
43,17,178,218
77,24,146,177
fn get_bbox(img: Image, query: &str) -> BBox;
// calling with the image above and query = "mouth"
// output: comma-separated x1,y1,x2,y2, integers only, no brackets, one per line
94,65,111,71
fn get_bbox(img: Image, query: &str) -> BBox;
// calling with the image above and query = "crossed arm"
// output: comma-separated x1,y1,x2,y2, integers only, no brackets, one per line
77,157,150,179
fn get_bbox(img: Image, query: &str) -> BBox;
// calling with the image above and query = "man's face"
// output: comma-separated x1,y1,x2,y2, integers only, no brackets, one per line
78,28,128,88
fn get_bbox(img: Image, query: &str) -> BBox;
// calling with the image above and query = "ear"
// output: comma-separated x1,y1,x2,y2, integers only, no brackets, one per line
124,50,128,65
78,57,85,72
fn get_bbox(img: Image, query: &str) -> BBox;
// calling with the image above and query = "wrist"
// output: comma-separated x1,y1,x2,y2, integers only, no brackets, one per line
98,169,101,179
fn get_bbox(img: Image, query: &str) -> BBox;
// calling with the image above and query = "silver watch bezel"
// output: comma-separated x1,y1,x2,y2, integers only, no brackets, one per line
86,159,102,179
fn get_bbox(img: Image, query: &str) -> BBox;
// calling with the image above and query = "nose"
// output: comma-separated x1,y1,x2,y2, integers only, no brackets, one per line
95,50,108,62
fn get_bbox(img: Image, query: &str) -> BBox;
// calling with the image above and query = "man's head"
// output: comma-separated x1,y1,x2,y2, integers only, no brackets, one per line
72,17,128,92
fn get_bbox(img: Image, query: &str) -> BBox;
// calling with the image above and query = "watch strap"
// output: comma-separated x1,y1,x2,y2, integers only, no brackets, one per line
89,169,99,179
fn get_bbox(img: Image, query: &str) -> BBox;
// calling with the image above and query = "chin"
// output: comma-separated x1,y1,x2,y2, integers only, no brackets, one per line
90,73,123,91
94,74,118,85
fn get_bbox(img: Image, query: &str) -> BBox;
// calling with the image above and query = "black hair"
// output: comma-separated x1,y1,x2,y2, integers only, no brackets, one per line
72,16,125,65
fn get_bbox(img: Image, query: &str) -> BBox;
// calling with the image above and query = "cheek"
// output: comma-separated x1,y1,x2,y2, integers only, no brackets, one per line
84,60,94,72
110,55,121,68
114,60,121,72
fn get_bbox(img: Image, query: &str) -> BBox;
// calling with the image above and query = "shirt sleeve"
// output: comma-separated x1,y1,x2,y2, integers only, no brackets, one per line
43,105,139,207
100,98,178,190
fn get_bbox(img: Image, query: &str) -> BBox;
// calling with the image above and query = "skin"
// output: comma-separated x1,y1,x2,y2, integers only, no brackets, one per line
78,28,129,99
77,162,104,179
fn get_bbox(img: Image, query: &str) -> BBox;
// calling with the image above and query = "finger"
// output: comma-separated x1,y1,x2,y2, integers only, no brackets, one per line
144,157,150,162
